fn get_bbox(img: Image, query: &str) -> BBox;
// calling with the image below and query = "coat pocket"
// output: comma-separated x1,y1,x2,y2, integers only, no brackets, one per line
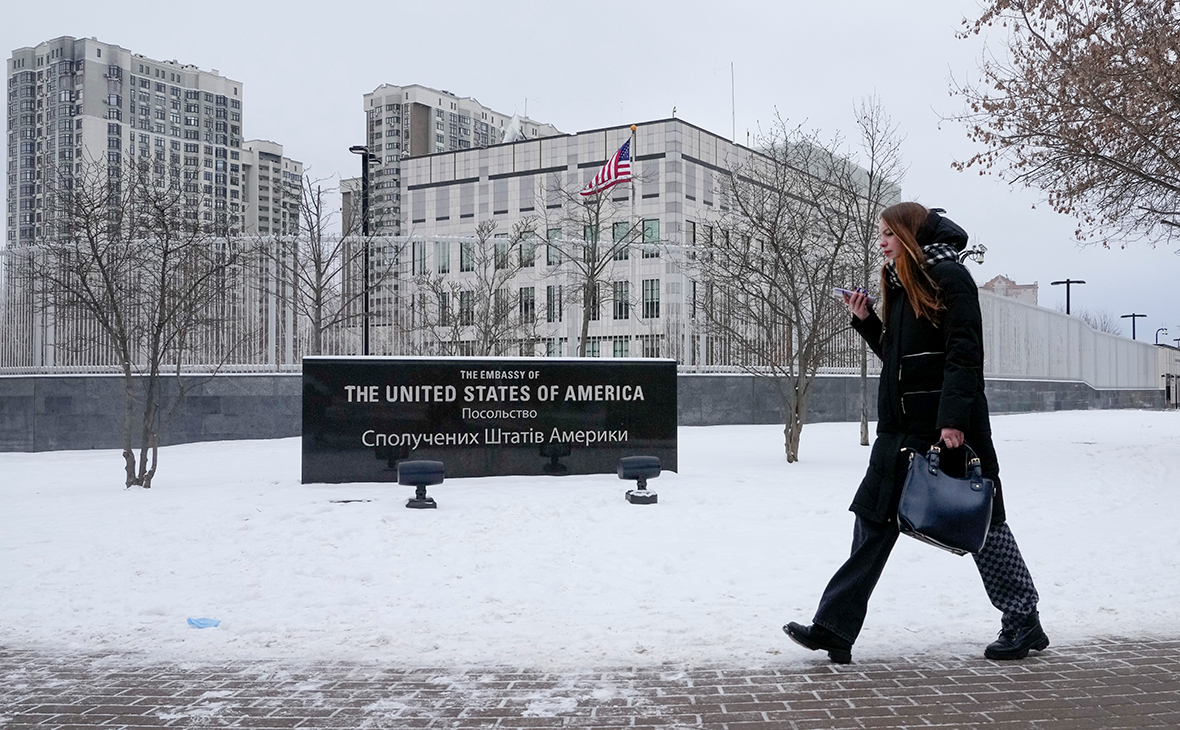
901,389,942,424
899,350,945,390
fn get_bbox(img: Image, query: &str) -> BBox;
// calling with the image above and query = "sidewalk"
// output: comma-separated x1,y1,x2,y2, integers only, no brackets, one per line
3,636,1178,729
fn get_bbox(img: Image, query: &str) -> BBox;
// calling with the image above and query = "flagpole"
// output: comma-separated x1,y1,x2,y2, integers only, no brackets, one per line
630,124,638,353
630,122,637,252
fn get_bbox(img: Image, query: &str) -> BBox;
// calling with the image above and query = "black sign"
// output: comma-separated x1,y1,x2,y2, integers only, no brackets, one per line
302,357,677,483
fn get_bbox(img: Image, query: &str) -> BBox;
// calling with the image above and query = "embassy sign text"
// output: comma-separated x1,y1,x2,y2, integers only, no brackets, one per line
302,357,677,483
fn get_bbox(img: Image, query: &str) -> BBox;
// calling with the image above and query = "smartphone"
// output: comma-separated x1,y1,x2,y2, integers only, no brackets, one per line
833,287,876,304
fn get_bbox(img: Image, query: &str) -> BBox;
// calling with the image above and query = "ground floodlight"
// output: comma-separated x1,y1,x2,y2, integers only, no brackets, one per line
619,455,661,505
398,460,444,509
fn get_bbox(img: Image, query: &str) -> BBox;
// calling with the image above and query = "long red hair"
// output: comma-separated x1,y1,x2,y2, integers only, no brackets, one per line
880,202,941,322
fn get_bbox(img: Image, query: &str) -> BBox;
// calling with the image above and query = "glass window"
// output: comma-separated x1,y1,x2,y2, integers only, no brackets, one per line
613,338,629,358
642,279,660,319
613,221,629,260
642,219,660,258
411,241,427,275
520,236,535,268
546,285,562,323
612,281,629,320
494,235,509,270
460,240,474,272
640,335,661,358
459,290,474,326
519,287,535,322
494,288,509,322
435,240,449,274
546,228,562,265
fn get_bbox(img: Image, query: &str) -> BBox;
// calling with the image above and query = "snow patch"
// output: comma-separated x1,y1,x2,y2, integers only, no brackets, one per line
1,411,1178,668
522,697,579,716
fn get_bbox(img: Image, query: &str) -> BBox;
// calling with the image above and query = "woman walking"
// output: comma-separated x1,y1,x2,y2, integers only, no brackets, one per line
784,202,1048,664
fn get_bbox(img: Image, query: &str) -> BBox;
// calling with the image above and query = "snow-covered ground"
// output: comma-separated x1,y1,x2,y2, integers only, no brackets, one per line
2,410,1178,668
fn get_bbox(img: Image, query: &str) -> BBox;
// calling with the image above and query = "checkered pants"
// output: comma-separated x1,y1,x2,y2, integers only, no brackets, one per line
814,517,1041,643
972,522,1039,630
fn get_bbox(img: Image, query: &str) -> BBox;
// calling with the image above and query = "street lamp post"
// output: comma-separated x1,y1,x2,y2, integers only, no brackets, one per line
1156,327,1169,345
1120,312,1146,340
958,244,987,264
1050,279,1086,315
349,145,380,355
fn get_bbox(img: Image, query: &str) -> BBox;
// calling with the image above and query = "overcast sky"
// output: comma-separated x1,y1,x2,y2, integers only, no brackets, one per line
6,0,1178,343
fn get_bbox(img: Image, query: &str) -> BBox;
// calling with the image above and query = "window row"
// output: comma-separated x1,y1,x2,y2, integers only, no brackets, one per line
418,281,660,329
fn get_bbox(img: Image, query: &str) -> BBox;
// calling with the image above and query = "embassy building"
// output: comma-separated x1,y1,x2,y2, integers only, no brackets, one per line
363,117,760,363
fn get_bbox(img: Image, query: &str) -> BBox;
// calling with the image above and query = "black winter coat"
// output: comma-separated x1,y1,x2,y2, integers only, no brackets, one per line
849,217,1006,525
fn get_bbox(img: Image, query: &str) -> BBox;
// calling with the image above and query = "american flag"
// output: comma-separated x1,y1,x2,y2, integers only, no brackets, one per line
580,139,632,197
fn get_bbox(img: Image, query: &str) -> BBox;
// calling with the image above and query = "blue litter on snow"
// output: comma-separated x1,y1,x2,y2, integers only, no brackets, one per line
187,618,221,629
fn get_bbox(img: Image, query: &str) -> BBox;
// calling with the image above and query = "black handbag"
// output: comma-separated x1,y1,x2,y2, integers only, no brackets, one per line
897,442,995,556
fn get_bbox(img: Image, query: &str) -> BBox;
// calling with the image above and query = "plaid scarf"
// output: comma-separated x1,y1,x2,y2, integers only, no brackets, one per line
884,243,960,290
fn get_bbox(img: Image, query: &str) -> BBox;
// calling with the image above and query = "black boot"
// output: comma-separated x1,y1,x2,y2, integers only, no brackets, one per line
783,622,853,664
985,610,1050,660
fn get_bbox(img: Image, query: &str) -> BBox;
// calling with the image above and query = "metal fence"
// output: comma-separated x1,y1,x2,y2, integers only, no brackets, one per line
0,236,874,376
0,240,300,374
2,239,1165,391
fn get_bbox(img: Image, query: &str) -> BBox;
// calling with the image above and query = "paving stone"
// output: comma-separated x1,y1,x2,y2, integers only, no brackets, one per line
2,637,1178,730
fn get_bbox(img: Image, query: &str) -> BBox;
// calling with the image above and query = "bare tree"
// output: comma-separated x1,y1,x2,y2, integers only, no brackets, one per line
1065,306,1124,335
842,97,906,445
262,175,405,356
953,0,1180,247
35,158,252,487
409,219,539,356
694,118,867,462
540,175,650,356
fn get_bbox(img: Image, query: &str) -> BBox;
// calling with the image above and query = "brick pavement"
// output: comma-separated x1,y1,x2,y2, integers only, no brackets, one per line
2,637,1178,729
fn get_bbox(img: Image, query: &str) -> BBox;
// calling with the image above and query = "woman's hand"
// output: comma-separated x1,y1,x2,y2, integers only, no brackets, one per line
842,289,871,320
940,427,964,449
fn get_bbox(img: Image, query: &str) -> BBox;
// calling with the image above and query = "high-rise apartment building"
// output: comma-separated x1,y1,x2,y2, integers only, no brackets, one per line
240,140,302,237
344,84,563,236
6,36,245,245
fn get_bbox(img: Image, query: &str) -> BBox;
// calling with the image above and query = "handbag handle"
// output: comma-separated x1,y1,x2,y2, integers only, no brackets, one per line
926,442,984,485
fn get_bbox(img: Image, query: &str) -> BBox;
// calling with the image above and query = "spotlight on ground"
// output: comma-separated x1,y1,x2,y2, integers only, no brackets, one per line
618,455,661,505
398,460,444,509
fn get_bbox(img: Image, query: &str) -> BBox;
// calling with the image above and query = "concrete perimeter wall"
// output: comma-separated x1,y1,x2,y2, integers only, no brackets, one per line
676,374,1162,426
0,372,1164,452
0,374,301,452
979,290,1159,387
